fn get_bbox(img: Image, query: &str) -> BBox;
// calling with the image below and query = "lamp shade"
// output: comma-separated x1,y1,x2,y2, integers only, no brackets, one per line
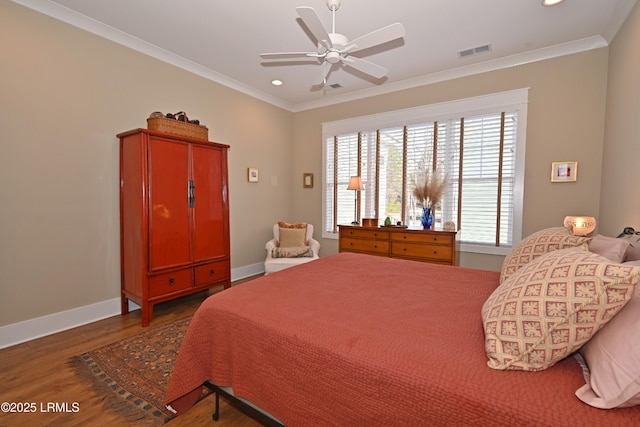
563,216,596,236
347,176,364,191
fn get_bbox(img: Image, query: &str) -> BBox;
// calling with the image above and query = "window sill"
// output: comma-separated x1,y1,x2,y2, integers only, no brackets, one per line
460,243,511,256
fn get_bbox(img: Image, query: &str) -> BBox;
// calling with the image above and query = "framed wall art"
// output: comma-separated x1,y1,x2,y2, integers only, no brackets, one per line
551,161,577,182
303,173,314,188
248,167,259,183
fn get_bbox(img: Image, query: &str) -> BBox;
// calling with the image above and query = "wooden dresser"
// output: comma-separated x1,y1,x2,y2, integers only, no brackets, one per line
339,225,458,266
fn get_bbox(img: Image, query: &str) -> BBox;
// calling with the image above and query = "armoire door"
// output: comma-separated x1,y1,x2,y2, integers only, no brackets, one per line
191,145,226,262
148,137,191,270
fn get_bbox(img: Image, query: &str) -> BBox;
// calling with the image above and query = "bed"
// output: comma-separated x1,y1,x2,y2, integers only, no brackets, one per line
164,248,640,426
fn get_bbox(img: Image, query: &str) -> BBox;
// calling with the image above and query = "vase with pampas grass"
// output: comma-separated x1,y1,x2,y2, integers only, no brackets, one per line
412,169,447,229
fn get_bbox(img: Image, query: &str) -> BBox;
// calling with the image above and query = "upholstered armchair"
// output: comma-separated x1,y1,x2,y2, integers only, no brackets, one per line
264,223,320,275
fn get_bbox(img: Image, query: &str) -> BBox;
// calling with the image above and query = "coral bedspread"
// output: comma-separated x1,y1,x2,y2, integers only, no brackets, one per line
164,252,640,426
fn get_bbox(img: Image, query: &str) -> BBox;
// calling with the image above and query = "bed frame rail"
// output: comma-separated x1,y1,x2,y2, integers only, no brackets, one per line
204,381,286,427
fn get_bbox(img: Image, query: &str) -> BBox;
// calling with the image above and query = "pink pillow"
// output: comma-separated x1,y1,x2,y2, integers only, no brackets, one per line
588,235,630,263
619,231,640,261
576,285,640,408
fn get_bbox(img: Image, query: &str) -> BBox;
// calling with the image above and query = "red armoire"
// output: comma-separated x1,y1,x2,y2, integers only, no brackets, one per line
118,128,230,326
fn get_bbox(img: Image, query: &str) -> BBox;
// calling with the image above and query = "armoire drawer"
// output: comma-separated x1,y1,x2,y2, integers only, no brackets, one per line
149,269,193,297
195,260,230,286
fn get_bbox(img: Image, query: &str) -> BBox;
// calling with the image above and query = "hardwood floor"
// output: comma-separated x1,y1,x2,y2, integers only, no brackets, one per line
0,277,265,427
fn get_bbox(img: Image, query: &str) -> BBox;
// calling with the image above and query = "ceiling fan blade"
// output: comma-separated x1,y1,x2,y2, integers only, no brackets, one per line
296,6,332,49
260,52,321,59
344,23,406,54
342,56,389,79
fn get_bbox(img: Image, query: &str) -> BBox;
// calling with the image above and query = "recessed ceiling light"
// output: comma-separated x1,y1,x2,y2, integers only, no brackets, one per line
271,79,283,86
542,0,565,6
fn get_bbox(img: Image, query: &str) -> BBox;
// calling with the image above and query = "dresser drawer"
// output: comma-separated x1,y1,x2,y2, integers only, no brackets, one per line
391,242,453,262
340,228,390,240
391,231,454,245
341,237,389,254
195,260,229,286
149,269,193,297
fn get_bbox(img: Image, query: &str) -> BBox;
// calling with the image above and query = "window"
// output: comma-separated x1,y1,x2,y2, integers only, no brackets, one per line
322,89,528,255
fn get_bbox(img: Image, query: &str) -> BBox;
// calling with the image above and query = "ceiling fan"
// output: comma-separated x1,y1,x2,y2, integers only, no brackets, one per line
260,0,406,85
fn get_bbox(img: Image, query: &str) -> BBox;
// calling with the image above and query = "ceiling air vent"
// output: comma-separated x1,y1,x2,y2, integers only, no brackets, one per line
458,44,492,59
325,83,343,90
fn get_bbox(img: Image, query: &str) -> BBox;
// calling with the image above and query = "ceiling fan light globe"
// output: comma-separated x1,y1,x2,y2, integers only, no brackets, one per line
326,51,341,64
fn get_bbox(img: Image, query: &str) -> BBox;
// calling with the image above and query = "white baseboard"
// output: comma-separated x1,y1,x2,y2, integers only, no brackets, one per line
231,262,264,281
0,298,123,350
0,263,265,350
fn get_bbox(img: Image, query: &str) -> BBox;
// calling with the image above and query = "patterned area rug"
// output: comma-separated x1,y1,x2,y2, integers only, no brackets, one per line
70,316,207,425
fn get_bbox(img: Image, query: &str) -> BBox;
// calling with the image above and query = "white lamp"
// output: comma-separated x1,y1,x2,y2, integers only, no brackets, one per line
563,216,597,236
347,176,364,225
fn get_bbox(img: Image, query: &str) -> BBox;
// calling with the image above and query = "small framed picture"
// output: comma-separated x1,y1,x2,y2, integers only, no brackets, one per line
248,167,259,183
443,221,456,232
551,161,577,182
303,173,314,188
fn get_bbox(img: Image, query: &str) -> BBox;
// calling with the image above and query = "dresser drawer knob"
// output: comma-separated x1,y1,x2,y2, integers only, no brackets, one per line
209,269,215,276
168,278,175,285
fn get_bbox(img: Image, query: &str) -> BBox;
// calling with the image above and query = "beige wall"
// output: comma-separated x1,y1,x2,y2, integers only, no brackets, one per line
293,49,609,270
599,2,640,236
0,2,293,326
0,0,637,328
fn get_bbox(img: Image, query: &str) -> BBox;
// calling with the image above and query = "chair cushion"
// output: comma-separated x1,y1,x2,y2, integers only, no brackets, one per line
278,226,307,247
264,256,317,274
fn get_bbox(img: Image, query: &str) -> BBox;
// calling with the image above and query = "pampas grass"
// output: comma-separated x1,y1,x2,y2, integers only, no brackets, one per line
413,169,447,208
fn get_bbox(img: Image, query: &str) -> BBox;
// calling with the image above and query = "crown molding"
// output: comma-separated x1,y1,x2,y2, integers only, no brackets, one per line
291,36,608,112
12,0,610,113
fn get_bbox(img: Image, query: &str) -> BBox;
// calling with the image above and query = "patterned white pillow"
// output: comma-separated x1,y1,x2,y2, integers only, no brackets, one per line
271,246,314,258
483,247,640,371
500,227,592,284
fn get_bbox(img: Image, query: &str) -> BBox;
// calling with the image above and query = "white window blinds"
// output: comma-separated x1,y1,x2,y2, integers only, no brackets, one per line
322,89,528,255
